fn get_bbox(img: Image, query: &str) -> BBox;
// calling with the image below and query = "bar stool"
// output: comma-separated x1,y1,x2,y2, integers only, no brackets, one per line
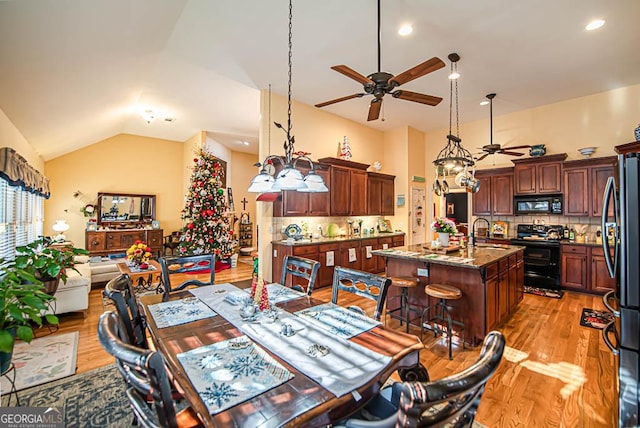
386,276,420,332
421,283,465,360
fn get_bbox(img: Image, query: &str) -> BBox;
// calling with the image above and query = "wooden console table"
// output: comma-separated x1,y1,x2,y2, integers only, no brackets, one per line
85,229,163,257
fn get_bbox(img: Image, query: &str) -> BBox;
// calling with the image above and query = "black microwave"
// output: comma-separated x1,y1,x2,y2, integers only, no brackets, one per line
514,195,563,215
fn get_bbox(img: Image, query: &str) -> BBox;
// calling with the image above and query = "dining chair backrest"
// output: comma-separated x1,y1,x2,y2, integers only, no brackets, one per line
103,273,148,349
98,311,181,428
280,255,320,295
397,331,506,427
159,254,215,301
331,266,391,321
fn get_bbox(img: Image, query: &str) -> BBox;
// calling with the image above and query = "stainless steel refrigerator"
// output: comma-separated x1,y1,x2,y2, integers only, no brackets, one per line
602,151,640,427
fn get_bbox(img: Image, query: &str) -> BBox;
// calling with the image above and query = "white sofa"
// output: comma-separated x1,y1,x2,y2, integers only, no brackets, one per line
47,261,92,317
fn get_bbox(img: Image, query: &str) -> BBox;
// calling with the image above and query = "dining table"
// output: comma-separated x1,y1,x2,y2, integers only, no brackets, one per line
138,280,424,427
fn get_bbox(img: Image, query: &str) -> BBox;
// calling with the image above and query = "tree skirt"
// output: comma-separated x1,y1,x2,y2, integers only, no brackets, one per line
580,308,615,329
1,331,78,392
184,260,231,275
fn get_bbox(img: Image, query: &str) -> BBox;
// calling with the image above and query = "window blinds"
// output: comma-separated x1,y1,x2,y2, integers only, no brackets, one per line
0,177,44,260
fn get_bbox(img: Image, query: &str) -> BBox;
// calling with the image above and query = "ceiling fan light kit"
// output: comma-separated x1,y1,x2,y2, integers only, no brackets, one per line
248,0,328,194
314,0,444,121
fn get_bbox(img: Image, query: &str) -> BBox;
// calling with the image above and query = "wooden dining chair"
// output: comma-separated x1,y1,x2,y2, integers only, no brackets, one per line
331,266,391,321
98,311,202,428
103,273,148,349
334,331,505,428
159,254,215,301
280,255,320,295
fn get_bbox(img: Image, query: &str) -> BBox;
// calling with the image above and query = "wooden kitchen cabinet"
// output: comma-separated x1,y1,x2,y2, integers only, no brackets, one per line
85,229,163,256
472,174,492,216
472,168,513,216
360,238,380,273
377,237,393,272
513,154,566,195
308,169,330,216
590,247,617,293
563,157,616,217
319,157,370,216
339,240,362,271
561,244,589,291
317,243,339,288
367,172,395,216
273,165,330,217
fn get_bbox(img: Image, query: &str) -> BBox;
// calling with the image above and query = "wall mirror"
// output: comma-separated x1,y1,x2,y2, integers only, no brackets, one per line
97,192,156,226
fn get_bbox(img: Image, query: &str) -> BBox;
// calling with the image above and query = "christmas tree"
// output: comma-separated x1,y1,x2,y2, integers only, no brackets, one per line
178,149,234,259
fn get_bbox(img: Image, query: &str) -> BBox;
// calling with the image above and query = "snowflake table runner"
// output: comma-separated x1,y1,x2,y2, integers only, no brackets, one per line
243,283,306,304
176,335,293,415
295,303,381,339
241,310,391,397
148,297,217,328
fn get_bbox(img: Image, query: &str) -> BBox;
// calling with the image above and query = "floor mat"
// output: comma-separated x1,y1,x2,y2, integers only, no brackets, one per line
524,286,564,299
580,308,615,329
1,331,78,392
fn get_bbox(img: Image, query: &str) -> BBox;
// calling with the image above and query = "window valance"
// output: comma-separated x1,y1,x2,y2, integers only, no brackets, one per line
0,147,50,198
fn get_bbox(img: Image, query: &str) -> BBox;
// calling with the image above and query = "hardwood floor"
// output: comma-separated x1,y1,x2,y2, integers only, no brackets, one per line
48,262,616,427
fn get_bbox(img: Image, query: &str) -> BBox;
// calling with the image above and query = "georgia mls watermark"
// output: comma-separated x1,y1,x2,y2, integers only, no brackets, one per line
0,407,64,428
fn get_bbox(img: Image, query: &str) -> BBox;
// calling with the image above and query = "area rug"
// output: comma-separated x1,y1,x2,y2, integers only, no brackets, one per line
1,331,78,392
2,364,131,427
184,260,231,274
524,286,564,299
580,308,615,329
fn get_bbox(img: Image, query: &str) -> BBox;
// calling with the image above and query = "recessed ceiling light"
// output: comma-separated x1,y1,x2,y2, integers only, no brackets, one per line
398,24,413,36
480,100,490,106
242,141,250,146
585,19,605,31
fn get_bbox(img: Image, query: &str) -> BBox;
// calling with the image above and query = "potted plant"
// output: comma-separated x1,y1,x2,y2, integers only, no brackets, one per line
14,237,89,295
0,259,58,372
432,217,458,247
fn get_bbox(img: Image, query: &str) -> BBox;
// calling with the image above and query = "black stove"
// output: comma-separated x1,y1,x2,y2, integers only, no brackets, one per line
512,224,563,242
511,224,563,289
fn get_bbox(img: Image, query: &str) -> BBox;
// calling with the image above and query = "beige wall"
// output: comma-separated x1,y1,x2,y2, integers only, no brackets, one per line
0,109,44,171
258,90,386,280
230,151,258,242
44,133,185,247
424,83,640,234
383,127,408,234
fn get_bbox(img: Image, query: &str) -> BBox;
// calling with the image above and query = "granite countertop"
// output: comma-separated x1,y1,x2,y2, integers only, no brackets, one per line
371,243,524,269
273,232,405,246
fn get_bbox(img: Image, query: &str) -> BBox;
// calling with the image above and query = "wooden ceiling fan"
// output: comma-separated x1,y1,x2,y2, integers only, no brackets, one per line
475,93,531,161
314,0,445,121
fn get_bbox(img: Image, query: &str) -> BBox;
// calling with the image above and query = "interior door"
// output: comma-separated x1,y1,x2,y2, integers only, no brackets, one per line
411,187,426,245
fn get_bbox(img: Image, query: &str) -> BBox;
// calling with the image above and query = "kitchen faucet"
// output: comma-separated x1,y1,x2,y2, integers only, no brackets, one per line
470,217,490,247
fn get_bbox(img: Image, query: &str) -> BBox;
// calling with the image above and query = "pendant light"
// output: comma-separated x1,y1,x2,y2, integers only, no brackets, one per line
248,0,327,194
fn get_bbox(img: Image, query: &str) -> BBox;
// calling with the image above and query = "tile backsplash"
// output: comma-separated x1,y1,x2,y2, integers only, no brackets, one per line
471,215,604,241
271,216,384,242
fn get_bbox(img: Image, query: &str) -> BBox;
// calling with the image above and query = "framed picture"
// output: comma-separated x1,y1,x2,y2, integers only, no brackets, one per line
86,222,97,231
214,157,227,188
152,220,161,229
447,202,455,215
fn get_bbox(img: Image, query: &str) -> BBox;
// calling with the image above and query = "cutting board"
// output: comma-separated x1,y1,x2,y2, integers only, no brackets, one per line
423,245,461,254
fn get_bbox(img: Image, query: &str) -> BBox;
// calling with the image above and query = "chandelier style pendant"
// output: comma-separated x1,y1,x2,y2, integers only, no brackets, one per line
432,53,479,194
248,0,327,194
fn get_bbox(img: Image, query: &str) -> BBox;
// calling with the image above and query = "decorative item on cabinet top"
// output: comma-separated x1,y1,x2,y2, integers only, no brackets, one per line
529,144,546,157
634,123,640,141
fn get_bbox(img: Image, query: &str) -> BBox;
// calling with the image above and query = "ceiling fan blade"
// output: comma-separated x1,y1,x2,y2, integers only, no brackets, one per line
331,65,374,86
500,150,525,157
475,153,490,162
389,57,446,87
368,99,382,121
392,90,442,106
315,93,365,108
504,145,531,150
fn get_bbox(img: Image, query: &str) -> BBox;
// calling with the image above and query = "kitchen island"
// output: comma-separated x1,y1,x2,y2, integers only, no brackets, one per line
373,243,525,346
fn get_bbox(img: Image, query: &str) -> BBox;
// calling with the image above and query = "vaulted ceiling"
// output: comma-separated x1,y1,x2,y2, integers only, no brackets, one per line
1,0,639,160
